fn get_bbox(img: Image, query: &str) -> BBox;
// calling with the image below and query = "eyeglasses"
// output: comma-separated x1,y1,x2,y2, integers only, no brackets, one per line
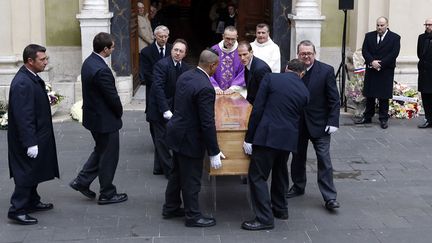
298,52,314,57
425,24,432,27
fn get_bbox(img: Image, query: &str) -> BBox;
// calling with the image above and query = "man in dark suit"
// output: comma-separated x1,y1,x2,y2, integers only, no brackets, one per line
69,32,127,205
355,16,401,129
146,39,191,178
237,41,272,105
7,44,59,225
417,18,432,128
139,25,173,175
241,59,309,231
287,40,341,211
162,49,224,227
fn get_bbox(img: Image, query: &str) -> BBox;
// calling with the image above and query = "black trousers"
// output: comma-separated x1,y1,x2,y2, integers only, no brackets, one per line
76,131,119,198
364,97,389,121
163,152,203,220
248,145,289,225
421,93,432,121
9,185,40,215
290,127,337,202
149,123,163,173
151,121,173,177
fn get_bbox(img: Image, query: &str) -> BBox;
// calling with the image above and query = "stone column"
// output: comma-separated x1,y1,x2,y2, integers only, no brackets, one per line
288,0,325,59
75,0,113,101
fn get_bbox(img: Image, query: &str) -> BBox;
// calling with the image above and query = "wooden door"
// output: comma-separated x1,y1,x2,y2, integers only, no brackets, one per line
130,0,140,94
237,0,272,42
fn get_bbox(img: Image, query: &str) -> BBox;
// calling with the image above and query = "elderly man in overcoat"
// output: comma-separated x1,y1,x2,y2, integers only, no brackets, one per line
7,44,59,225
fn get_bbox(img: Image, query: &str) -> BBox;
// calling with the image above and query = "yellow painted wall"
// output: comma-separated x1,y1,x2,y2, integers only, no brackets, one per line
45,0,81,46
321,0,348,47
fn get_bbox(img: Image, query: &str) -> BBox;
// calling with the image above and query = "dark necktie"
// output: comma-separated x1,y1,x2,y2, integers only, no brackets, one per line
378,35,382,45
159,47,164,58
175,62,181,79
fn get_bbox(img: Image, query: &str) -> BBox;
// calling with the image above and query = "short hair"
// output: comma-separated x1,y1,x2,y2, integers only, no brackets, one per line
256,23,270,32
93,32,114,53
237,41,252,52
23,44,46,63
224,25,237,33
137,2,144,8
173,38,188,53
377,16,389,24
297,40,316,54
286,59,307,73
154,25,169,35
199,48,219,66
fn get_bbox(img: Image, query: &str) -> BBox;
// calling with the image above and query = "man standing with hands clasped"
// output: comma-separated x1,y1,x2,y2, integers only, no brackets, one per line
417,18,432,129
355,16,401,129
163,49,224,228
7,44,59,225
242,59,309,230
287,40,341,211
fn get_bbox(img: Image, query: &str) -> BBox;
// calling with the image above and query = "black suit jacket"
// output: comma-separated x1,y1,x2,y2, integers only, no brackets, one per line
245,72,309,152
81,52,123,133
245,56,272,104
146,57,191,122
302,60,340,138
165,68,220,158
417,32,432,93
362,30,401,98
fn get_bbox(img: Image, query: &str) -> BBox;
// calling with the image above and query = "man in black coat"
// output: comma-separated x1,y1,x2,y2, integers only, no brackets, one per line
355,16,401,129
237,41,272,105
146,39,191,178
162,49,224,227
139,25,173,175
69,32,127,205
287,40,341,211
417,18,432,128
7,44,59,225
241,59,309,231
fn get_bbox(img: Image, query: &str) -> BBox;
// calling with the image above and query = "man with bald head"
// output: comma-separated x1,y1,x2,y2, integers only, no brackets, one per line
417,18,432,128
163,49,224,227
355,16,400,129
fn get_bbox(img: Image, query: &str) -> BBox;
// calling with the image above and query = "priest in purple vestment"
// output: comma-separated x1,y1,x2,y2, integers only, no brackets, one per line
210,26,245,95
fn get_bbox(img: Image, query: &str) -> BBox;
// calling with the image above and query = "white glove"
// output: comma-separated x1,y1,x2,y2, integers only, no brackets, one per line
209,152,225,169
163,110,173,120
325,125,338,134
215,87,224,95
243,141,252,155
27,145,38,158
223,88,235,95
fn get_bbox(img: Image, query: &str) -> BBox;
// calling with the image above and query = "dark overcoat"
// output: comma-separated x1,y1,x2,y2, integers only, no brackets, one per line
8,66,59,187
245,56,272,105
417,32,432,93
362,30,401,99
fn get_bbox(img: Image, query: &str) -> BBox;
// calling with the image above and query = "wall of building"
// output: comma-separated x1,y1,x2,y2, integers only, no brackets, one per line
45,0,81,46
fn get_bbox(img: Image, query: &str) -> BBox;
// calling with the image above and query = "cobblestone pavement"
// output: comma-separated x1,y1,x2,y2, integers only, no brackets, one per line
0,110,432,243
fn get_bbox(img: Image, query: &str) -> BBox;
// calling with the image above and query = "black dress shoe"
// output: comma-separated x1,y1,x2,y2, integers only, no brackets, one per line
69,179,96,199
325,199,340,210
185,217,216,227
162,208,185,219
153,170,164,175
354,117,372,124
98,193,128,205
285,186,305,198
8,213,38,225
380,120,388,129
28,202,54,212
272,208,288,220
418,120,432,128
241,219,274,231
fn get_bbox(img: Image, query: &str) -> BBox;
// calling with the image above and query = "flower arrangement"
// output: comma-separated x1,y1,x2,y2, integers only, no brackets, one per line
0,101,8,130
45,83,64,106
345,50,367,116
389,82,421,119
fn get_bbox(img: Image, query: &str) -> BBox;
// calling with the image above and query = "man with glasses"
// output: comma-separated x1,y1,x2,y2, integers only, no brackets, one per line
139,25,173,175
355,16,401,129
210,25,245,95
287,40,341,211
417,18,432,128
